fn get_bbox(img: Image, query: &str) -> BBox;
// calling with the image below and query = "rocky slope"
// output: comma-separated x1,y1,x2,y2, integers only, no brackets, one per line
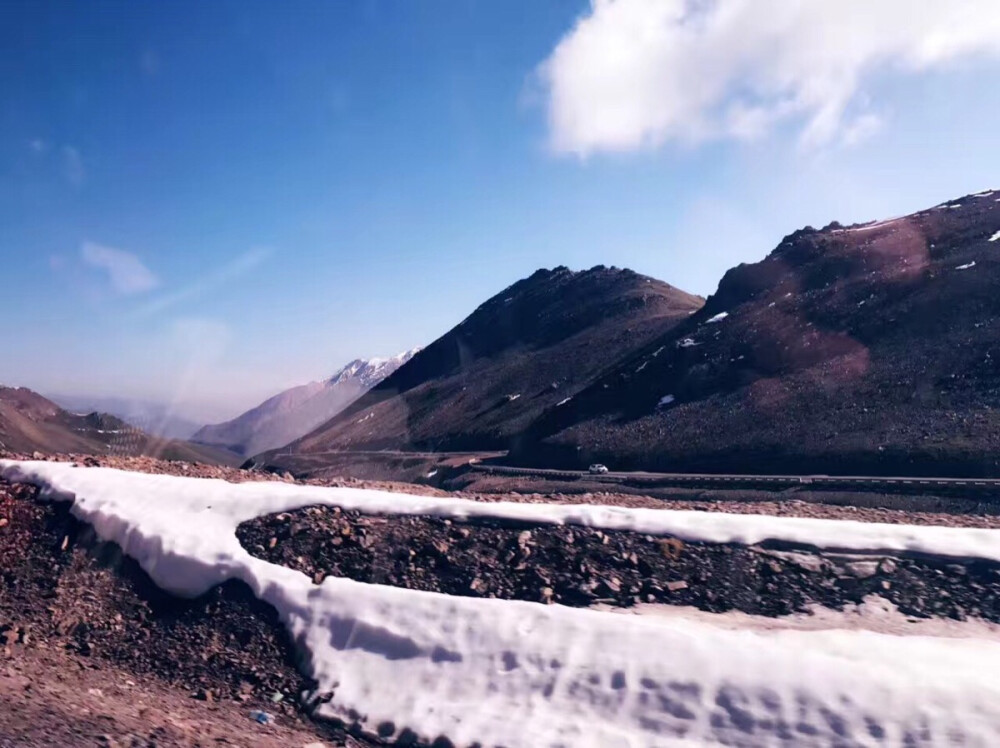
273,266,704,459
514,189,1000,476
192,350,419,457
0,387,239,465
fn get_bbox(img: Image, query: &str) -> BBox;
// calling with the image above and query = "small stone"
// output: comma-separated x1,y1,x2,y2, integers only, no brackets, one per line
659,538,684,560
517,530,532,548
313,571,326,585
604,577,622,593
844,561,879,579
540,587,554,603
268,537,278,549
0,518,8,529
879,559,897,575
666,580,689,592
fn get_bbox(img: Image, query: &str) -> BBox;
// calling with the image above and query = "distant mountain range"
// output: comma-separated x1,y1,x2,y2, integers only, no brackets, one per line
0,386,239,465
17,187,1000,479
269,266,703,459
45,394,203,440
191,349,420,457
264,187,1000,478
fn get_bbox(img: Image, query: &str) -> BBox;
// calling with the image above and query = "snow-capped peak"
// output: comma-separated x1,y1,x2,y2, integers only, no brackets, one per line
327,348,420,388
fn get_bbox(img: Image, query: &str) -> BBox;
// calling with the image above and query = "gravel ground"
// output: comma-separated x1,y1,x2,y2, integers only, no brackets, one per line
238,506,1000,622
4,451,1000,745
0,476,382,747
0,645,362,748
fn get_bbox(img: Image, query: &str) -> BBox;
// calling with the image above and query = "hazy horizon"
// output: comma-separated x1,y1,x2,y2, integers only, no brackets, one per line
5,1,1000,418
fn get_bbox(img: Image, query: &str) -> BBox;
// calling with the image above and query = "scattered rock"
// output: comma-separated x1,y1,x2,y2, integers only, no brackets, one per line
844,561,880,579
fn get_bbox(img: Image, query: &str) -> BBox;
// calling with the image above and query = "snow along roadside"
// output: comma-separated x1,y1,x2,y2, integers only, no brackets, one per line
5,459,1000,746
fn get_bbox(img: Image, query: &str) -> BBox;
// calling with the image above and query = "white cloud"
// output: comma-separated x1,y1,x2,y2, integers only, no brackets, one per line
81,242,160,295
841,113,884,147
62,145,85,186
29,138,48,154
137,246,272,316
538,0,1000,156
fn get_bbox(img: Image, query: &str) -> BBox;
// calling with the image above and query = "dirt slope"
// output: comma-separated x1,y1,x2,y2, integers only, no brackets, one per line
514,190,1000,476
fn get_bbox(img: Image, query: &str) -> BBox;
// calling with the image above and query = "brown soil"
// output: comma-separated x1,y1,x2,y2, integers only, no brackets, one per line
0,475,380,747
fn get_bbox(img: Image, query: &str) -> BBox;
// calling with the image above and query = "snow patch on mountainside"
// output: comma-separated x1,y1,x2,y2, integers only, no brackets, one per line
327,348,422,389
5,460,1000,746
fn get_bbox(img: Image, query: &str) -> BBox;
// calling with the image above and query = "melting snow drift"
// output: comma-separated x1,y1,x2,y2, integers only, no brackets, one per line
5,459,1000,746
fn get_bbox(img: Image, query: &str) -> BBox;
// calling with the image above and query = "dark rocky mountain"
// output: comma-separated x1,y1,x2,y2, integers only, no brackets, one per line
192,350,419,457
513,189,1000,477
0,386,239,465
273,266,704,458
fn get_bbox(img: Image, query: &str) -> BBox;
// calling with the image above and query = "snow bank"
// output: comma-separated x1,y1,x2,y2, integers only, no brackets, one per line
989,230,1000,242
6,459,1000,746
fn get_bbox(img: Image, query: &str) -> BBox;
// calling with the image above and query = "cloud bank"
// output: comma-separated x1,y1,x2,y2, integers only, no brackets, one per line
538,0,1000,155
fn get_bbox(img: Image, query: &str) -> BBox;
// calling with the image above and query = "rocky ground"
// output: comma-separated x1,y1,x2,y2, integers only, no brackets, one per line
238,506,1000,621
0,474,381,747
4,450,1000,745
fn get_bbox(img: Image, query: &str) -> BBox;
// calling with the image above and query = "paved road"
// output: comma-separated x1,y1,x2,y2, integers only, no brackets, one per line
471,464,1000,495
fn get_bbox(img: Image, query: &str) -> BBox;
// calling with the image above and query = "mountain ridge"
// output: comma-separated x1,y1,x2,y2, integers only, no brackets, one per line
272,265,704,459
193,350,420,457
513,188,1000,476
0,386,238,465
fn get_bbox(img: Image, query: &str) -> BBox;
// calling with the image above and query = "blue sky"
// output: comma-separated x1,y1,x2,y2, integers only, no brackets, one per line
3,0,1000,421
